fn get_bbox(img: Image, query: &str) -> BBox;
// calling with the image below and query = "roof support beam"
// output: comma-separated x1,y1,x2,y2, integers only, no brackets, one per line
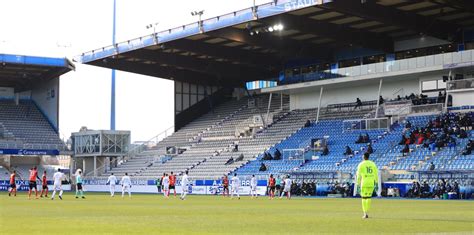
124,50,274,79
205,27,334,59
265,13,394,52
321,0,462,41
164,39,281,70
90,59,251,86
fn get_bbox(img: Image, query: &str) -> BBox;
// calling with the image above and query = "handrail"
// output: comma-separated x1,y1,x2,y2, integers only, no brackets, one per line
127,125,174,157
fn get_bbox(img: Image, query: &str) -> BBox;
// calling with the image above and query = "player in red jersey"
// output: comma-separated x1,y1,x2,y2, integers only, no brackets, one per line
40,170,48,198
8,170,17,196
268,174,276,200
222,175,229,197
169,172,177,197
28,167,40,199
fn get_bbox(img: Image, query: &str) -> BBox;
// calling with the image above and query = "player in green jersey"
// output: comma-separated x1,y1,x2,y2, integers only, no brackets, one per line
356,152,379,219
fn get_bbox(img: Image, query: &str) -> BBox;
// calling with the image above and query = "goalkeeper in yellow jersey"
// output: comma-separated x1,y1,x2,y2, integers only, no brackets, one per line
356,152,379,219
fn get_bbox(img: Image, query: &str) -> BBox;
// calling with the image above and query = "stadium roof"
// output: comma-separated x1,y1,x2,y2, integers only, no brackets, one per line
77,0,474,86
0,54,75,92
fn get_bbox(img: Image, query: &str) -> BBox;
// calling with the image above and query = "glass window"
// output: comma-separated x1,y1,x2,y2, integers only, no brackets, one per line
437,80,446,89
422,80,437,91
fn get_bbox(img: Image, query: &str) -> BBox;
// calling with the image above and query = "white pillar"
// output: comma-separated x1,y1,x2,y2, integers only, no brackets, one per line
82,158,86,176
316,86,324,123
265,93,273,126
94,156,97,177
280,91,283,110
375,79,383,118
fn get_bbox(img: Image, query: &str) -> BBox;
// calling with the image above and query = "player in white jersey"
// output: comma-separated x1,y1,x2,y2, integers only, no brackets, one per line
280,175,292,199
51,169,65,200
107,173,117,197
121,173,132,198
231,173,240,200
250,175,258,198
162,173,170,198
180,170,189,200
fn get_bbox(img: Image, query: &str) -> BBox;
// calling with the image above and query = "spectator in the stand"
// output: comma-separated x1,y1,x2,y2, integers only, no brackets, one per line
259,163,267,172
460,114,471,130
399,135,407,145
452,181,460,196
458,129,468,139
225,157,234,165
356,133,370,144
408,181,421,198
235,153,244,162
401,144,410,156
344,146,353,156
262,152,273,160
437,91,444,103
448,137,456,149
322,146,329,156
366,144,374,154
421,181,430,198
354,98,362,110
379,96,384,105
429,162,435,171
274,149,282,160
396,95,402,101
462,140,473,155
304,119,311,128
363,133,370,143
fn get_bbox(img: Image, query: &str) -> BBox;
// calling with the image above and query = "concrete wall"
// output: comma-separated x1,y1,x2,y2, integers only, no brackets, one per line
395,36,449,51
31,77,59,130
290,77,420,110
0,87,14,99
451,91,474,107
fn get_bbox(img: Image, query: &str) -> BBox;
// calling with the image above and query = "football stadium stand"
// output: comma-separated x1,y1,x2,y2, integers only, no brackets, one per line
0,54,73,182
73,0,474,197
2,0,472,198
0,100,65,149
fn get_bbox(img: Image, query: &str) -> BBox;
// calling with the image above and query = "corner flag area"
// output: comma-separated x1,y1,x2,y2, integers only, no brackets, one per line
1,194,472,234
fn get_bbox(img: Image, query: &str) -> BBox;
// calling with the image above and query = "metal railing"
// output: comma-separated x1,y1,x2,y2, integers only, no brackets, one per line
0,141,68,151
409,103,443,114
127,125,174,157
343,117,390,132
447,78,474,91
282,49,474,85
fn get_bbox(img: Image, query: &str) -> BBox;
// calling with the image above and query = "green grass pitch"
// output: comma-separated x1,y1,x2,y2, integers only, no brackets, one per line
0,192,472,234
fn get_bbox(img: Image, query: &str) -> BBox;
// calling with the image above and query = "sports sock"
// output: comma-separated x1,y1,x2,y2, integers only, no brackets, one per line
59,190,63,197
361,199,367,213
52,190,56,198
366,198,371,212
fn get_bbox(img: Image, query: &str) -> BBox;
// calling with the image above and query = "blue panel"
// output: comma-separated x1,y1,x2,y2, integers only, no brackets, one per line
0,54,68,68
0,149,60,155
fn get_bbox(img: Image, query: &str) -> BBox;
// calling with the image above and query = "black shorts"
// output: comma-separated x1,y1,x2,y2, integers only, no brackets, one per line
223,185,229,190
10,183,16,188
269,186,276,192
29,181,37,189
276,185,281,190
77,183,83,190
42,185,48,190
169,185,175,189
